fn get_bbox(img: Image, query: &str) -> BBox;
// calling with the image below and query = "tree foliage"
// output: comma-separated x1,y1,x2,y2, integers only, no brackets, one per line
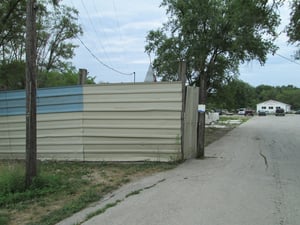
208,80,300,111
0,61,26,90
145,0,281,95
37,2,83,72
255,84,300,109
208,79,256,110
0,0,82,69
38,68,96,88
0,0,85,90
286,0,300,59
0,0,25,62
0,62,95,90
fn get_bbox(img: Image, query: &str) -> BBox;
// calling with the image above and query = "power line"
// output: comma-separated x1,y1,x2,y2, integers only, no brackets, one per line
112,0,128,71
76,36,134,76
275,53,300,66
80,0,111,63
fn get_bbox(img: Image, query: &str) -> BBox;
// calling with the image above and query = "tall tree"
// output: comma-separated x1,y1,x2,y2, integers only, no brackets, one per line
286,0,300,60
0,0,82,70
0,0,26,63
0,0,83,90
37,2,82,72
208,79,256,111
145,0,281,157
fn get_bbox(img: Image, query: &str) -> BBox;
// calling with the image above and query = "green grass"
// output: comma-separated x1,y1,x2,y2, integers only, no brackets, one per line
0,161,176,225
0,162,79,209
0,213,10,225
84,200,122,222
218,115,250,123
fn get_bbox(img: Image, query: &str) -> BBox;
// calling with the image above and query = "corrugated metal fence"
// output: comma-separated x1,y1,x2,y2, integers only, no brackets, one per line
0,82,198,162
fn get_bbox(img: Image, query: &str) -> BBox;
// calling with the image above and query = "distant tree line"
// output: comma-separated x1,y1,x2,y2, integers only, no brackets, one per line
207,79,300,111
0,0,95,90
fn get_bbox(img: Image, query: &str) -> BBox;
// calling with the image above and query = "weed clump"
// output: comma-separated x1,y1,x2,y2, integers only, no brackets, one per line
0,163,65,208
0,164,25,195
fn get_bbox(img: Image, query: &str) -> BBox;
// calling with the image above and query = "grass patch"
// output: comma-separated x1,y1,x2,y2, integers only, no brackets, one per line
205,127,234,146
205,114,251,146
0,161,176,225
84,200,122,222
218,115,250,123
0,212,10,225
125,189,143,198
0,162,26,195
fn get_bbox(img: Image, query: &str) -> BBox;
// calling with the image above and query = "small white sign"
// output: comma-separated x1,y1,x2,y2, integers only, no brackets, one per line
198,104,206,112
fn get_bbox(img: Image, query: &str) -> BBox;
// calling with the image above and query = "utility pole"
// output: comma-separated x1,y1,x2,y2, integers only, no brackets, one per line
25,0,37,187
196,73,206,158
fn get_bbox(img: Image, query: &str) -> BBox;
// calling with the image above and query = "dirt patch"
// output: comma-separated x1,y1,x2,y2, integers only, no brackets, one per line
205,126,234,147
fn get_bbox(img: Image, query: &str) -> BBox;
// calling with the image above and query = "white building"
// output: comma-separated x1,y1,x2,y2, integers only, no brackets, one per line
256,99,291,113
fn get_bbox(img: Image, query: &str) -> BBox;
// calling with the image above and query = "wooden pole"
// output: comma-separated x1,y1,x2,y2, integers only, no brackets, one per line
78,68,87,85
196,72,206,158
179,61,187,160
25,0,37,187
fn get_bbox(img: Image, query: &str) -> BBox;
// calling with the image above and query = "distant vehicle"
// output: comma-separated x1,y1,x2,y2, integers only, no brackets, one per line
295,110,300,114
214,109,233,115
258,110,267,116
238,108,254,116
245,110,254,116
214,109,223,115
275,108,285,116
238,108,245,115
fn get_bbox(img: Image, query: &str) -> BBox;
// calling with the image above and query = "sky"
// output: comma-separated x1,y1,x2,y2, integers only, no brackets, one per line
63,0,299,87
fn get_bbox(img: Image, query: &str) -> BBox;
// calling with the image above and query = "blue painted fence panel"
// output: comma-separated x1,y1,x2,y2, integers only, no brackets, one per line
0,86,83,116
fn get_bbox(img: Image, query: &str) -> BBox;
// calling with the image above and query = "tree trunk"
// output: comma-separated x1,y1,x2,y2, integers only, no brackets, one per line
197,72,207,158
25,0,37,188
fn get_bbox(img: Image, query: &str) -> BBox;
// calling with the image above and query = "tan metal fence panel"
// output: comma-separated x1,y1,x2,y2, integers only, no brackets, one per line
0,82,187,161
82,82,182,161
37,112,84,160
0,112,84,160
0,115,25,159
183,86,199,159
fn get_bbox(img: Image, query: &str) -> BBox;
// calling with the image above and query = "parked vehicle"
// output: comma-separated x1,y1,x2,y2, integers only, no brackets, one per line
214,109,233,115
238,108,245,115
275,108,285,116
245,110,254,116
295,110,300,114
238,108,254,116
258,110,267,116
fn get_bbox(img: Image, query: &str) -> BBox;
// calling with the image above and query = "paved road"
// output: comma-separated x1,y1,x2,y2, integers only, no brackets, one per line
59,115,300,225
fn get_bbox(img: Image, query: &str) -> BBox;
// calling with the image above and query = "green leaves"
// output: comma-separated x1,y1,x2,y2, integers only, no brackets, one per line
0,0,84,90
287,0,300,44
286,0,300,60
0,1,82,68
145,0,281,92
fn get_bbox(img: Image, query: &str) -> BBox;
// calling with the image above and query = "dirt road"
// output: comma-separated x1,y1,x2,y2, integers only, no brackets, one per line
61,115,300,225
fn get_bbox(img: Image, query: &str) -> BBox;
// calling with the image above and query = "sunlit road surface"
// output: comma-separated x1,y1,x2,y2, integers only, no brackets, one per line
70,115,300,225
